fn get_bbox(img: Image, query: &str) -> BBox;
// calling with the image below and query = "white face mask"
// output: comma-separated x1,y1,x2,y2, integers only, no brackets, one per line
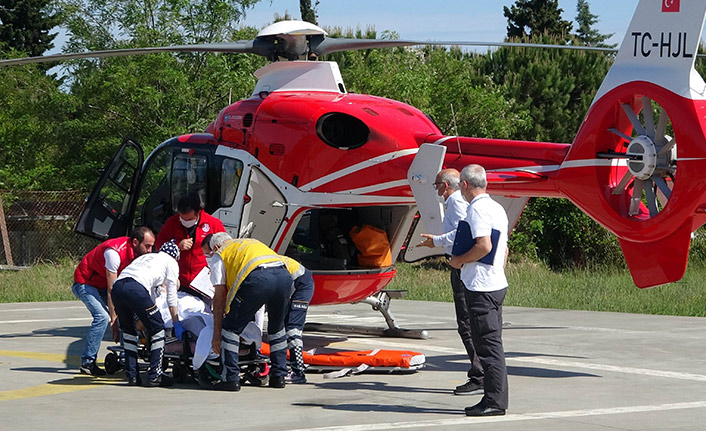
180,216,198,228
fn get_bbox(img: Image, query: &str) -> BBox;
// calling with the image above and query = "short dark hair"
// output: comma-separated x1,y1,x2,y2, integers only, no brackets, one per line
177,196,202,214
202,234,214,251
130,226,153,242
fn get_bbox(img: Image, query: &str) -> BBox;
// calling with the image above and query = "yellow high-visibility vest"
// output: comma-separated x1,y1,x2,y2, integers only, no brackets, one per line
280,256,305,279
216,238,283,312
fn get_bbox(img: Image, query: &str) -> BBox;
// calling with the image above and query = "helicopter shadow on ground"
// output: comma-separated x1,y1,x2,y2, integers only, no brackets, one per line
1,325,108,373
0,325,85,339
293,401,462,416
414,347,596,379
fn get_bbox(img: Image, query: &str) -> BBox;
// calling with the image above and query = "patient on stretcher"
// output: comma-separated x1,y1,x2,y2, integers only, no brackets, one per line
153,287,265,370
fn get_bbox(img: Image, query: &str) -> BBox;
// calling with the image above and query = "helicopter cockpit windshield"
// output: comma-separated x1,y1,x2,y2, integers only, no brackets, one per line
132,141,243,235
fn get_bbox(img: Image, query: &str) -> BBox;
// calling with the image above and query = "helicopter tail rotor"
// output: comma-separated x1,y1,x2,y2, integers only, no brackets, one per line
557,0,706,288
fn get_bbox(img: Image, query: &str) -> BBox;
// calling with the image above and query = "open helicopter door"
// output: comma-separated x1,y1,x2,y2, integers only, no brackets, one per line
240,166,287,247
74,138,144,240
402,143,446,262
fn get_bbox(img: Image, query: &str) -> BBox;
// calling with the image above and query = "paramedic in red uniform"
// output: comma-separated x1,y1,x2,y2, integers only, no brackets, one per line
72,226,155,376
155,195,225,298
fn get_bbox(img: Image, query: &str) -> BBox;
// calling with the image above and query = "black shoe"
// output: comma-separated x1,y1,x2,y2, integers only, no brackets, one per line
127,375,142,386
454,380,483,396
464,402,505,417
147,374,174,387
80,361,106,377
213,380,240,391
269,375,286,388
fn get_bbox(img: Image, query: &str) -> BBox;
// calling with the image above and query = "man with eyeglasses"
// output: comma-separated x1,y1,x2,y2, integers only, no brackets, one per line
417,168,484,396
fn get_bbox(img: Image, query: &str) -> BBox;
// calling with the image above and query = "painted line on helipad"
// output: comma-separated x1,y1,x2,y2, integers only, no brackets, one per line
342,338,706,382
2,306,85,312
0,317,90,324
286,401,706,431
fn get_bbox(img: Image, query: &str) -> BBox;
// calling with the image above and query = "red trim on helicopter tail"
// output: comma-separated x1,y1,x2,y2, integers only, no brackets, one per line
618,219,691,288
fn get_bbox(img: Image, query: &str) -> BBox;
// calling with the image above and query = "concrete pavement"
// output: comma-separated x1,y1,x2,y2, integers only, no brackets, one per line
1,300,706,430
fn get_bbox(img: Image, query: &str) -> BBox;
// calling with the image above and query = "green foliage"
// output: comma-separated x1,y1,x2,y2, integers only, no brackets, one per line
510,198,624,270
0,1,266,191
0,64,75,189
0,0,60,57
299,0,318,25
574,0,615,47
503,0,573,40
474,39,612,142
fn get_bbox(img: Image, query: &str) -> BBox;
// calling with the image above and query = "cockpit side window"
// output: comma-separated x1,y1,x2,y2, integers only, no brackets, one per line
220,158,243,207
135,146,171,233
171,153,208,210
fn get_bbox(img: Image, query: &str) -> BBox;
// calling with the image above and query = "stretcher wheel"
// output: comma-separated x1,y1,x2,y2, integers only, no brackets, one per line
172,362,192,384
104,352,121,375
243,362,269,386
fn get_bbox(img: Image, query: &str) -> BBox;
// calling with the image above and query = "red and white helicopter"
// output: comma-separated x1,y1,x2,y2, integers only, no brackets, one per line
3,0,705,337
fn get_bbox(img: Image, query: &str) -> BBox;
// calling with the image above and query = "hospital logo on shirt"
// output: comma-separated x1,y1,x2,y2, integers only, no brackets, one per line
202,223,210,233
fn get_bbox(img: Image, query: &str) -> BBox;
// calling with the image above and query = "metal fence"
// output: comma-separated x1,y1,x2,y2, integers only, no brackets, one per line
0,190,99,266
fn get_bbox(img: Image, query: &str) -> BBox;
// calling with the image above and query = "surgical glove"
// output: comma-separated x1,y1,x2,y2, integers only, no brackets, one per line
173,321,185,341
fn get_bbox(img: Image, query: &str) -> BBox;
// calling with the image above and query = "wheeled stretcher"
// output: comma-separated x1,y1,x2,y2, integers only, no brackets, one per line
103,327,270,387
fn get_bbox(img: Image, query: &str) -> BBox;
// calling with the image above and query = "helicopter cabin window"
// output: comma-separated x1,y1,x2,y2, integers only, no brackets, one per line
221,158,243,207
171,153,208,210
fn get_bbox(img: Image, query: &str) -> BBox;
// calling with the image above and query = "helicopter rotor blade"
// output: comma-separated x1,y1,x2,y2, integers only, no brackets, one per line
0,41,257,67
5,14,704,68
612,170,634,195
311,37,620,57
621,103,647,136
642,96,655,140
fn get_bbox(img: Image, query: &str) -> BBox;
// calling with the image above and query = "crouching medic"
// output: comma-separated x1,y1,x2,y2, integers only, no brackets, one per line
111,240,183,387
207,234,291,391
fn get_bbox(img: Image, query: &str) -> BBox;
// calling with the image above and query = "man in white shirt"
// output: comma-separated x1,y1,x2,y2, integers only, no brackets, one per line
418,168,483,395
111,240,182,387
450,164,509,417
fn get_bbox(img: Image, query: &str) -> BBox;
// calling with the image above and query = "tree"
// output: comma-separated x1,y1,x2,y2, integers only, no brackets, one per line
299,0,318,25
0,0,60,57
0,64,73,189
503,0,573,40
575,0,614,47
0,0,265,190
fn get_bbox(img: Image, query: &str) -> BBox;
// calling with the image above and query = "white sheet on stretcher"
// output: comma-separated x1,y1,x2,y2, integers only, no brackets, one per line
155,291,265,370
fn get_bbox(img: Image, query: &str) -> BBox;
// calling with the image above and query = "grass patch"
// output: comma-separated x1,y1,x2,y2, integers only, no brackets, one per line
391,258,706,317
0,258,77,302
3,257,706,318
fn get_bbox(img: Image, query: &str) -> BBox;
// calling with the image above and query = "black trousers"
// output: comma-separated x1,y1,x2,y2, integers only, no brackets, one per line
221,265,291,381
451,267,484,384
466,287,508,410
111,277,165,381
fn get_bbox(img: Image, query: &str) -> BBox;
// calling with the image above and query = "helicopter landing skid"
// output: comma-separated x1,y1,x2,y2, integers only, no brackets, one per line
304,291,429,340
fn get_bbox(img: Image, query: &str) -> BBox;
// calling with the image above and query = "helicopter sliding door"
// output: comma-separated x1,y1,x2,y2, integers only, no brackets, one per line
74,139,144,240
239,166,287,246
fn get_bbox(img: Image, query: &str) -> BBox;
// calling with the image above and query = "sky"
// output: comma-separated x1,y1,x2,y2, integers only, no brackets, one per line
241,0,641,48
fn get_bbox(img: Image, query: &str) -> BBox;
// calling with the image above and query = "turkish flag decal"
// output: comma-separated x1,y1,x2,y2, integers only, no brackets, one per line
662,0,680,12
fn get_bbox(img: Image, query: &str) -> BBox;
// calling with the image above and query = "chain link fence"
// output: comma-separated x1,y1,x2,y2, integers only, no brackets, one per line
0,190,99,266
